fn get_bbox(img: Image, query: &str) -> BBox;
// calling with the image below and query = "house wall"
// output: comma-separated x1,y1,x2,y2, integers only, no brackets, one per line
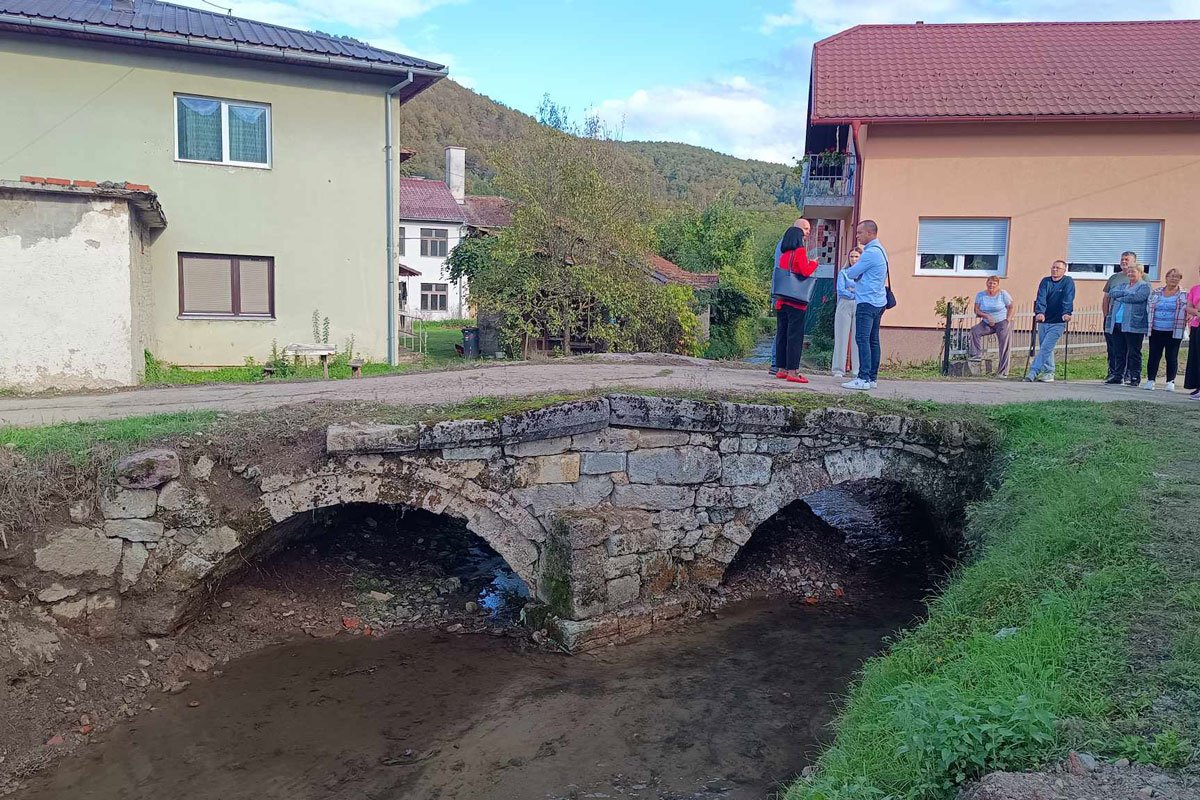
398,218,468,320
0,190,138,389
0,33,402,366
857,120,1200,357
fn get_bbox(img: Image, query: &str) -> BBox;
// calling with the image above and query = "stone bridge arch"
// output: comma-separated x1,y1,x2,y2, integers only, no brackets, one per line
25,394,996,649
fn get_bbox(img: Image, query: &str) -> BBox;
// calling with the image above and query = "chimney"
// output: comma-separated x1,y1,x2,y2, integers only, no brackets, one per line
444,146,465,204
111,0,135,11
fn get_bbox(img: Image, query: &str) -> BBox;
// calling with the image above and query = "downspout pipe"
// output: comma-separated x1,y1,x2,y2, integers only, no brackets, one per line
850,119,863,231
385,72,414,366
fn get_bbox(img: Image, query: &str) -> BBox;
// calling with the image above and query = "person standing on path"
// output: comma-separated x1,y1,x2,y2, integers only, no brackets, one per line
1181,266,1200,399
1106,261,1151,386
1025,260,1075,383
841,220,887,391
832,246,862,378
1103,252,1136,382
968,276,1013,378
770,220,818,384
1142,268,1188,391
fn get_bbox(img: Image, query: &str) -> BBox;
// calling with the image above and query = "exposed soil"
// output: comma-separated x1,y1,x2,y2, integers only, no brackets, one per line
963,755,1200,800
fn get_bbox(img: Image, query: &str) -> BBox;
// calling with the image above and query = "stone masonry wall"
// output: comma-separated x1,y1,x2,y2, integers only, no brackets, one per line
22,395,995,650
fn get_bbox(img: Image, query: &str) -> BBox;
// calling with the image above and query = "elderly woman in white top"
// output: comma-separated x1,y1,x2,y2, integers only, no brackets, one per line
968,276,1014,378
832,246,862,378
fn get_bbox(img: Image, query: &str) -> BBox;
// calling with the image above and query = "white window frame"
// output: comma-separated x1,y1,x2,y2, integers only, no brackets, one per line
1065,219,1163,281
174,94,272,169
420,228,449,258
914,218,1010,278
420,282,449,312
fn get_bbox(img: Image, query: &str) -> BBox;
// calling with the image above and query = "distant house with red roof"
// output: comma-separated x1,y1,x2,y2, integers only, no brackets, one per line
800,19,1200,358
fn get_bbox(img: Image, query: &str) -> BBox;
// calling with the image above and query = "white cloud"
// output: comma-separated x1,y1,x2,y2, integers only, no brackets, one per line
594,77,805,164
762,0,1200,35
172,0,463,35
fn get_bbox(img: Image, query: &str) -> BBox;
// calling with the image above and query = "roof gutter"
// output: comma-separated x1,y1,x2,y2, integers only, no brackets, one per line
385,71,415,367
0,14,449,80
813,111,1200,125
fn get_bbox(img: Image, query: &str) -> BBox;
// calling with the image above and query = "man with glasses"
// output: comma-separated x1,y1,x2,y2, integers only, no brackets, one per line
1025,260,1075,382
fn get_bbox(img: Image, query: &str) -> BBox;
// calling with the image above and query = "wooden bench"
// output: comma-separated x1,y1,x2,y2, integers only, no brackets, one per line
282,343,338,379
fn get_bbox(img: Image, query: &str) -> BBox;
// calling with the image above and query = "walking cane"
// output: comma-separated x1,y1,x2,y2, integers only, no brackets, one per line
1061,320,1071,381
1023,317,1038,377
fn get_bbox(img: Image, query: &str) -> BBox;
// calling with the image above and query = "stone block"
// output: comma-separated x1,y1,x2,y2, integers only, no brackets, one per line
119,543,149,592
100,487,157,519
515,476,614,517
500,398,610,443
720,454,773,486
115,449,181,489
157,481,209,512
867,414,904,435
37,583,79,603
755,436,800,455
720,401,795,433
627,447,720,485
326,423,419,454
189,526,240,561
51,597,87,621
580,451,626,475
515,453,581,486
696,485,759,509
707,507,736,524
68,499,95,524
722,523,752,546
552,617,620,652
611,484,695,511
442,445,501,461
189,455,215,481
104,519,165,543
688,433,717,447
604,553,641,579
419,418,501,450
718,438,739,454
554,515,609,550
505,436,573,457
657,508,700,531
633,430,691,448
606,575,641,607
35,528,123,577
572,428,640,452
608,394,722,432
710,536,742,564
824,448,884,483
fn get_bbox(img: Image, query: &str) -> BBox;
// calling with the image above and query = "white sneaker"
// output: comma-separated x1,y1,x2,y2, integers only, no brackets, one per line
1166,381,1175,392
868,381,877,389
832,371,845,378
1141,380,1155,391
841,378,870,390
1036,373,1054,383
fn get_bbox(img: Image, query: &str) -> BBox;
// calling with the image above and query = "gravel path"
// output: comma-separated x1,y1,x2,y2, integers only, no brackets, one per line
0,355,1193,427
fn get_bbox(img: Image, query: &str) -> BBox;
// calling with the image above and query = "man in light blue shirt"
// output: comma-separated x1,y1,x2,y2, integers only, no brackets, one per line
840,220,887,390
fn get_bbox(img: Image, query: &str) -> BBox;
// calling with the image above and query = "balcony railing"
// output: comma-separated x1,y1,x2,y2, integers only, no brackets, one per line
800,152,855,202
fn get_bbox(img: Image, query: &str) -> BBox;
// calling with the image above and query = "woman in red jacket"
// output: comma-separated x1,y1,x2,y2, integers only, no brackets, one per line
772,224,819,383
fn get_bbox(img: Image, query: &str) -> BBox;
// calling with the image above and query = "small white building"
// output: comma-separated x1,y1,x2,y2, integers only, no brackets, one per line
397,147,511,322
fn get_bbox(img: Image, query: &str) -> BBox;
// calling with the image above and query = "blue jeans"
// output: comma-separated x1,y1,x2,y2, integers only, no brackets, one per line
855,304,884,382
1027,322,1065,378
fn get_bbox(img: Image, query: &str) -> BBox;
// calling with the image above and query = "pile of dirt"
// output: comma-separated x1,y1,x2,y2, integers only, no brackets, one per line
963,753,1199,800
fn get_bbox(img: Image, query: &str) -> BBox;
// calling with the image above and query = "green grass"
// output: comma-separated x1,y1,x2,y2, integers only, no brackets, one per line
787,401,1197,799
141,321,476,387
0,410,219,462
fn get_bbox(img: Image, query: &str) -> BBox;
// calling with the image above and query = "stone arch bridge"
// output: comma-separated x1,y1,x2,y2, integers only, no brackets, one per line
28,394,994,650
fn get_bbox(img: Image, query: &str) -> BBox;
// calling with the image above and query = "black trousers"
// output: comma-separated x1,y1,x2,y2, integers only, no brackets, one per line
1105,329,1120,380
1110,324,1145,383
774,304,807,371
1186,326,1200,391
1146,330,1181,382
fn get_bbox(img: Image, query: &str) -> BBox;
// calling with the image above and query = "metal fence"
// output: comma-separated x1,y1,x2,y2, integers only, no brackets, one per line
939,302,1107,378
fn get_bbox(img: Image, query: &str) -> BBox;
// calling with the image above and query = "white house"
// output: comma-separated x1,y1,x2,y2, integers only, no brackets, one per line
397,146,511,322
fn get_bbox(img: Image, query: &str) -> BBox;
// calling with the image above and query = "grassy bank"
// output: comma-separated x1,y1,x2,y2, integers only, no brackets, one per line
788,401,1198,799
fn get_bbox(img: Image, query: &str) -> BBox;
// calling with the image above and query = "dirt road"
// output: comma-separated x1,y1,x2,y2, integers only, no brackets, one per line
0,355,1191,427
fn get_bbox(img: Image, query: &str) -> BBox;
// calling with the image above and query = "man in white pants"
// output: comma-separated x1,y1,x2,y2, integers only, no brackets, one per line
832,246,862,378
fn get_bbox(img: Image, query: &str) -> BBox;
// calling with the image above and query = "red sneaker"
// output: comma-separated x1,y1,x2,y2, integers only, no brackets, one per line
785,374,809,384
775,371,790,379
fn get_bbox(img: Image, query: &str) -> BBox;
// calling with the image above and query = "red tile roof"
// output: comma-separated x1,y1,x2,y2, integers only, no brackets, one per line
811,20,1200,123
463,195,513,229
398,177,466,223
648,255,719,289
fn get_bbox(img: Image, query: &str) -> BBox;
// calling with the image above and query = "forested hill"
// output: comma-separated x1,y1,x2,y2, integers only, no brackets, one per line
394,79,800,211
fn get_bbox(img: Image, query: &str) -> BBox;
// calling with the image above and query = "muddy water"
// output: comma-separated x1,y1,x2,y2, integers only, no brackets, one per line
20,590,921,800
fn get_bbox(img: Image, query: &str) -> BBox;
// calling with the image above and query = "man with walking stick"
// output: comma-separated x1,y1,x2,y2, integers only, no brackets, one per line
1024,259,1075,382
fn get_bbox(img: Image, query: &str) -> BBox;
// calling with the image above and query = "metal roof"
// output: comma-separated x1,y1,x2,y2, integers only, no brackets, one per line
811,20,1200,122
0,0,447,87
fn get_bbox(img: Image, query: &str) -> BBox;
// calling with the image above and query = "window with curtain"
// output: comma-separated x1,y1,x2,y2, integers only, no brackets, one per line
398,226,406,256
179,253,275,318
916,218,1009,275
176,95,271,167
1066,220,1162,279
420,282,448,311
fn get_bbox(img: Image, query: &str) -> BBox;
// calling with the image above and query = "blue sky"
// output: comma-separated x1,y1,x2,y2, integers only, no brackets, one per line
185,0,1200,164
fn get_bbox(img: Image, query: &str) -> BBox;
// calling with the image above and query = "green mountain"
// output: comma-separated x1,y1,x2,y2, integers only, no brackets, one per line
395,80,801,211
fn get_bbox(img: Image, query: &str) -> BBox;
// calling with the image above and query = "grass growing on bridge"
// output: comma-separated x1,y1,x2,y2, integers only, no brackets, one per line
787,401,1198,799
